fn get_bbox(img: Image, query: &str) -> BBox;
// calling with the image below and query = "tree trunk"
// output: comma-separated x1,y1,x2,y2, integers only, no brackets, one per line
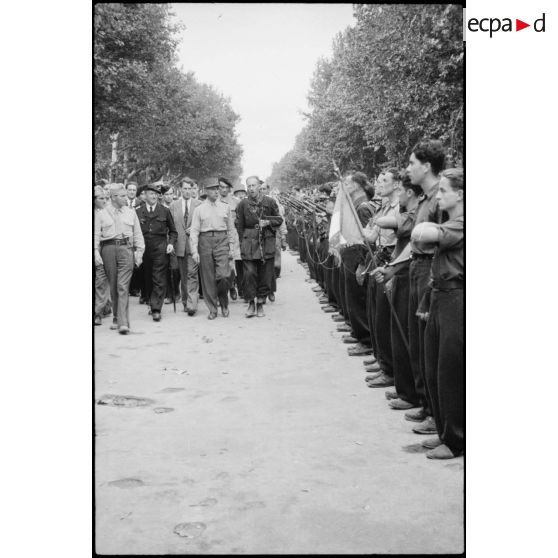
109,132,119,183
123,149,129,183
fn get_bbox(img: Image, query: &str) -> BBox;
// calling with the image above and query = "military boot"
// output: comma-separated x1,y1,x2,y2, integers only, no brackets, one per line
246,301,256,318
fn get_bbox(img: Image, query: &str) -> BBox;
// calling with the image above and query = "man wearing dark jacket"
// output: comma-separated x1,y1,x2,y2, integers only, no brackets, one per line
236,175,283,318
136,184,178,321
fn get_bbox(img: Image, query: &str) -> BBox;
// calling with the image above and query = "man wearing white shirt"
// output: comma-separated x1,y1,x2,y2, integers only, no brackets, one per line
170,179,202,315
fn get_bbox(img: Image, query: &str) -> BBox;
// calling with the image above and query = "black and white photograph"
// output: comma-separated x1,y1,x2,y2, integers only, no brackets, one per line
93,3,464,554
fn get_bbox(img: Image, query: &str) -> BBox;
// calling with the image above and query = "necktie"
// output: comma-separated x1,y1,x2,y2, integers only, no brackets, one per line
184,200,188,227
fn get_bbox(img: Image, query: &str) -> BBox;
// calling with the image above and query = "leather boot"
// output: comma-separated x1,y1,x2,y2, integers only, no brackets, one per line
246,301,256,318
256,302,265,317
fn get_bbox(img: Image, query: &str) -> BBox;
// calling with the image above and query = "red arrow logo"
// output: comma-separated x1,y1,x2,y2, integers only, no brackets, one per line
516,19,530,31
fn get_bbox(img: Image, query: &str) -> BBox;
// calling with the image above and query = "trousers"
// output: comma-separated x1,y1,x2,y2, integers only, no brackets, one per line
177,254,199,311
198,233,230,313
338,263,348,318
235,260,245,298
143,238,167,313
341,246,371,344
100,243,134,328
243,258,274,302
409,259,434,416
390,270,419,405
95,264,110,317
367,276,394,375
425,289,464,455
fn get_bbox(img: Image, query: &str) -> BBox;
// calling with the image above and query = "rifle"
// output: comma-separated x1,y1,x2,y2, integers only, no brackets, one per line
279,192,327,217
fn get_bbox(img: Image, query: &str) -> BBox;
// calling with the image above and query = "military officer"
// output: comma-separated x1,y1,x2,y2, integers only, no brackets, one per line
94,183,145,333
189,177,236,319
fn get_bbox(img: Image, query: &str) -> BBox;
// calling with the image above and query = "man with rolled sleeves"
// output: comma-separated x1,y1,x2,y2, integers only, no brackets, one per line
236,175,283,318
170,179,202,315
136,184,178,322
189,177,236,319
94,183,145,334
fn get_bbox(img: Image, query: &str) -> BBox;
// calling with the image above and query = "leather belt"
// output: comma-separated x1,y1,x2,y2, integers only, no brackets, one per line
101,238,129,246
433,279,463,290
200,230,227,236
411,253,434,260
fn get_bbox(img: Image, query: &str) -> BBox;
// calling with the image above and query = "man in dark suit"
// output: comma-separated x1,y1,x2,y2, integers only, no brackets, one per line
136,184,178,321
170,179,202,315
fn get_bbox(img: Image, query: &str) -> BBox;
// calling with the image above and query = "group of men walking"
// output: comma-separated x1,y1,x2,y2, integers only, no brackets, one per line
285,139,464,461
94,174,286,330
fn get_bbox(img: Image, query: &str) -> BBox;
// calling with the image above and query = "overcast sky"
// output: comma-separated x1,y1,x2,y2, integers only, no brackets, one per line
171,3,355,181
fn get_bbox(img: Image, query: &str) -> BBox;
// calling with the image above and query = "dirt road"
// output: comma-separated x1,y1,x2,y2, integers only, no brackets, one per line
95,251,463,554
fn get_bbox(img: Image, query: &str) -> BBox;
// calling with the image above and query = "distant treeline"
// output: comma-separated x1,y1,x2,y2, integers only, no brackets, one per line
269,5,463,190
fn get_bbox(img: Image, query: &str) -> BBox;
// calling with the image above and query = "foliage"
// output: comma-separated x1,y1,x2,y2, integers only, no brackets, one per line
269,4,463,189
94,3,243,184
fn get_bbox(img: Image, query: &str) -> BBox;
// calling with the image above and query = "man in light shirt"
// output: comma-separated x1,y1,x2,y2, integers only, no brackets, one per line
94,186,111,325
190,177,236,319
94,183,145,334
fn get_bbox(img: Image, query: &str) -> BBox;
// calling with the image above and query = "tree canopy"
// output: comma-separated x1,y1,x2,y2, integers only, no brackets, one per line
269,4,463,190
94,3,243,184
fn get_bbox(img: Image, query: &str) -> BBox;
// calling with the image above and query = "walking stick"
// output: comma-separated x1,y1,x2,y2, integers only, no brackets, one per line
168,253,176,313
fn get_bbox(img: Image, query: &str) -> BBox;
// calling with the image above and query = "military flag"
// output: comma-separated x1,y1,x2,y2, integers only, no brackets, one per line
328,180,366,254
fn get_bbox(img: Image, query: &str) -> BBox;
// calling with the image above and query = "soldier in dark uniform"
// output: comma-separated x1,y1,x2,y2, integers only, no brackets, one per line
236,175,283,318
136,184,178,321
413,168,464,459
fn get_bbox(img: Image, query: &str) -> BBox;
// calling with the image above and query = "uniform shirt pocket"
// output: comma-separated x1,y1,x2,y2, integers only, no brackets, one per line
121,213,136,236
151,216,167,234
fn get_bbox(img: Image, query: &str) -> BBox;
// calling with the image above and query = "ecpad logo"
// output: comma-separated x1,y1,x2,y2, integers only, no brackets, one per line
468,13,546,37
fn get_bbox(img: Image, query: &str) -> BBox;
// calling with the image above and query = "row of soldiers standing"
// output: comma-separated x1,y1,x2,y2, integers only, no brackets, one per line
284,139,464,461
